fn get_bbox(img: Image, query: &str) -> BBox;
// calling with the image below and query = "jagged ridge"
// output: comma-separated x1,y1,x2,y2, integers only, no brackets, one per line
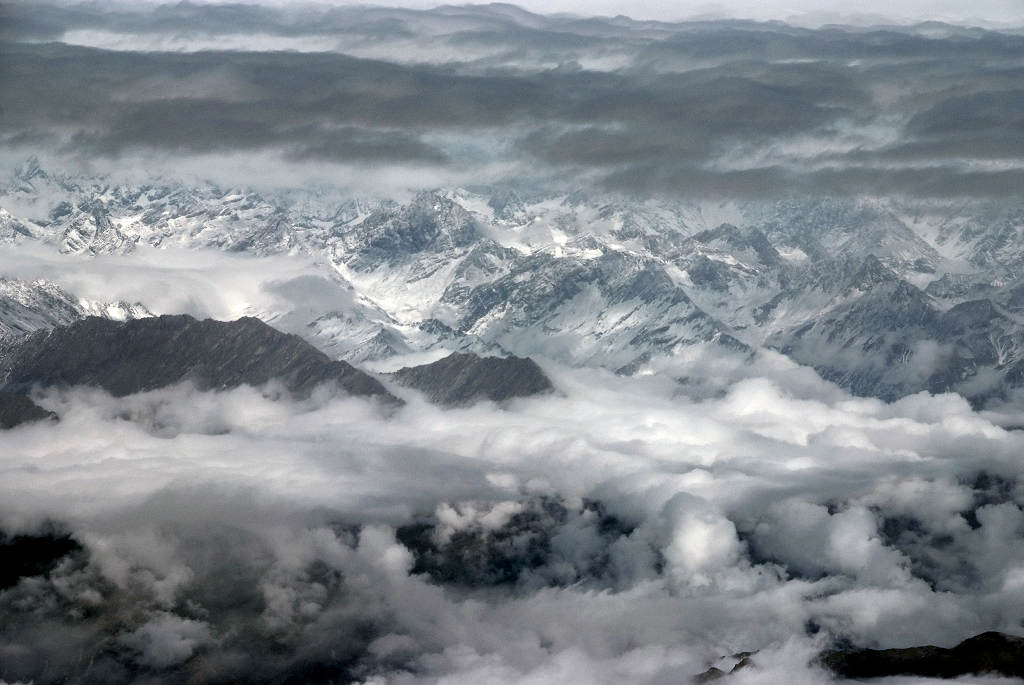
392,352,553,406
6,160,1024,405
0,315,401,404
819,631,1024,680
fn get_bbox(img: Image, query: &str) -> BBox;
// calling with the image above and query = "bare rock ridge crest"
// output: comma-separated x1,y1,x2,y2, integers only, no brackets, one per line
0,315,558,425
693,632,1024,682
391,352,553,406
0,314,398,406
8,160,1024,405
0,391,56,428
817,631,1024,681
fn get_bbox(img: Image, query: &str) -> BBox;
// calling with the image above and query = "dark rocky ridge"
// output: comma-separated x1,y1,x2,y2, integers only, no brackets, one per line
819,632,1024,680
0,315,401,404
394,497,636,588
763,254,1024,404
692,654,755,682
0,525,82,590
391,352,554,406
0,391,55,429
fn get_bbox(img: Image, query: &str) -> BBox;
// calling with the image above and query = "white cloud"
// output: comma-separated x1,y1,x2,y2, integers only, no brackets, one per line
1,248,1023,682
120,0,1024,26
1,339,1023,681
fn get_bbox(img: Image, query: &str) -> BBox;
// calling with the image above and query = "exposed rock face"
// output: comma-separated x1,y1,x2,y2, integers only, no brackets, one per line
0,526,82,590
391,352,553,406
8,159,1024,404
0,279,84,340
340,191,480,269
0,315,401,404
394,497,635,588
819,632,1024,680
0,391,55,429
692,654,755,682
0,277,152,347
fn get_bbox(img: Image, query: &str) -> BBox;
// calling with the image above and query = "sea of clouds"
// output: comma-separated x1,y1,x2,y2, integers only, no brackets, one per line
2,262,1024,682
3,3,1024,678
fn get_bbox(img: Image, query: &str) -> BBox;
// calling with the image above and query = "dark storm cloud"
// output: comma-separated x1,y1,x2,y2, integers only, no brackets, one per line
0,43,466,164
2,1,1023,198
905,90,1024,148
0,40,863,169
0,1,409,41
634,22,1024,64
599,163,1024,199
520,61,866,168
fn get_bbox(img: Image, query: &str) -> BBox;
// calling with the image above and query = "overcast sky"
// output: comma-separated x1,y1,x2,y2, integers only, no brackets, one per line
235,0,1024,26
558,0,1022,25
3,0,1023,199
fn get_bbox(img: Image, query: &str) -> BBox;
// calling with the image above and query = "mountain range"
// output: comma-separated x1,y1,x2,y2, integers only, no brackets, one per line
0,314,400,403
0,314,561,426
3,158,1024,405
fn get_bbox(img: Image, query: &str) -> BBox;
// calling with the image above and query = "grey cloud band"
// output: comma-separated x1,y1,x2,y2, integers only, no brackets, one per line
2,2,1023,198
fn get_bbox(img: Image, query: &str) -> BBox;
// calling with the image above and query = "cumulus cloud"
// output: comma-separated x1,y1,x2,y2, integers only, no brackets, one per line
2,336,1024,682
120,613,214,669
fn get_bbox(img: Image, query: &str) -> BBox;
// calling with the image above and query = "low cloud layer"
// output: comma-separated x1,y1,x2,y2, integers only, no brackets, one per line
4,340,1024,682
0,250,1022,683
4,4,1024,683
2,1,1023,199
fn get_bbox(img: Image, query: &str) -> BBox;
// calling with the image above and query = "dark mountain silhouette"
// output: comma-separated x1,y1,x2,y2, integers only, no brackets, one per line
0,315,401,404
819,632,1024,680
392,352,553,406
0,391,55,429
0,525,82,590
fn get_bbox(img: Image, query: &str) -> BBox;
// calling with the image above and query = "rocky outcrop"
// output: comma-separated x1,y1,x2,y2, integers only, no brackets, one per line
0,315,401,404
392,352,553,406
818,632,1024,680
0,391,55,429
0,525,82,590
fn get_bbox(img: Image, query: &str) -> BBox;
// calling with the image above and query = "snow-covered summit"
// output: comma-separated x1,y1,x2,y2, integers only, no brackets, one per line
4,160,1024,402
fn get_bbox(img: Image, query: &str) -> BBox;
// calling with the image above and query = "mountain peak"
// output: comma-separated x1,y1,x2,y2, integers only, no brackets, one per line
848,254,899,290
0,315,400,404
487,187,528,223
692,223,782,266
343,191,479,264
392,352,553,406
13,156,46,183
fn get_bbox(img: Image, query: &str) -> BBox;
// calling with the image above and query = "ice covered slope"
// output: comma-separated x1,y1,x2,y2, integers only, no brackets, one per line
6,159,1024,403
0,277,151,340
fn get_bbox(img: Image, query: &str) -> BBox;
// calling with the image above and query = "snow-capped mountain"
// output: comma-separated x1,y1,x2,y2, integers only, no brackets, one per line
0,277,151,341
4,157,1024,404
